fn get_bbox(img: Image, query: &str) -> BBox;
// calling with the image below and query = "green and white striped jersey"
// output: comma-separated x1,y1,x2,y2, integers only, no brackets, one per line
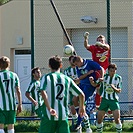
100,73,122,101
26,80,43,110
0,70,20,111
64,66,78,80
40,72,83,121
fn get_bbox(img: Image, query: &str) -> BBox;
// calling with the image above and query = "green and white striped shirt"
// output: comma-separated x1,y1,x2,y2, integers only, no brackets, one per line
26,80,43,110
64,66,78,80
40,72,82,121
0,70,20,111
100,73,122,101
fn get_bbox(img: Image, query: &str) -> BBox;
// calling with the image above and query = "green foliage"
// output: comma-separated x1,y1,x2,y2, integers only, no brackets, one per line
14,120,133,132
17,110,31,117
12,111,133,133
15,121,40,132
0,0,12,6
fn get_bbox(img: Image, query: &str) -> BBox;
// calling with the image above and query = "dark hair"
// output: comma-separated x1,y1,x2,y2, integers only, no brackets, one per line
49,55,62,70
108,63,117,70
69,55,75,61
31,67,40,75
0,56,10,69
72,56,81,63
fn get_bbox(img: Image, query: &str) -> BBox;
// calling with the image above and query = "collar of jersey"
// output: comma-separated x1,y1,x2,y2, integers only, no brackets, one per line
78,59,88,70
0,70,8,72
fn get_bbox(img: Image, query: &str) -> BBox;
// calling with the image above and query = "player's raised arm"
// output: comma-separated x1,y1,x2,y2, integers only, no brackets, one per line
83,32,90,49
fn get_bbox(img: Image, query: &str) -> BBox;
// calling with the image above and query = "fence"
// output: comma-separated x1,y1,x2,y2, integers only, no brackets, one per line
26,0,133,121
17,101,133,121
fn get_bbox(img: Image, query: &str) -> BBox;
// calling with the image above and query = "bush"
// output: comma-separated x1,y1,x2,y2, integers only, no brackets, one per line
13,120,133,132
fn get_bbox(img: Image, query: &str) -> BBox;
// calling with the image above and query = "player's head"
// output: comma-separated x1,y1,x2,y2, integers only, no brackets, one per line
108,63,117,77
31,67,41,80
69,55,75,67
96,35,106,44
49,55,62,71
72,56,83,67
0,56,10,70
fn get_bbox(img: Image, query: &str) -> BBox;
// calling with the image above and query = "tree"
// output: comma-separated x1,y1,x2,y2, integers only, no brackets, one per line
0,0,12,6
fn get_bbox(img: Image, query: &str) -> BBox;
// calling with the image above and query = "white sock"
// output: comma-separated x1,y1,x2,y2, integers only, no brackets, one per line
8,129,14,133
96,122,103,133
72,113,78,119
72,113,78,124
116,123,122,132
0,129,5,133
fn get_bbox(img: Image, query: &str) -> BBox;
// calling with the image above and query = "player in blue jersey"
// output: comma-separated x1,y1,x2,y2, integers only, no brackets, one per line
72,56,104,133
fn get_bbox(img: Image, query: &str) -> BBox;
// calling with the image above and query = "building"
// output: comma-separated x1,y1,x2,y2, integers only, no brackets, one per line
0,0,133,111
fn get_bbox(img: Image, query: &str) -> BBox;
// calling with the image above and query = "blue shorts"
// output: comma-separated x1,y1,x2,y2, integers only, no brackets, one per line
79,83,96,101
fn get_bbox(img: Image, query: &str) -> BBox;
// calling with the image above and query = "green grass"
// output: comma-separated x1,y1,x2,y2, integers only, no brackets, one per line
13,111,133,132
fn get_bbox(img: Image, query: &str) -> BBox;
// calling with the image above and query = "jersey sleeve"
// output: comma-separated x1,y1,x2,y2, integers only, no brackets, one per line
40,75,47,91
69,79,82,97
117,76,122,89
15,73,20,88
26,82,34,93
88,45,95,53
76,66,81,77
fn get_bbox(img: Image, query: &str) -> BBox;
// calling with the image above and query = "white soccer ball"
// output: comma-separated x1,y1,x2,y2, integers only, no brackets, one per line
64,45,74,55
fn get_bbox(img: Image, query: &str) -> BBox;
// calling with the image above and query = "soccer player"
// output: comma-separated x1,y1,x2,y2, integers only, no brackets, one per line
89,63,122,133
64,55,80,130
84,33,110,109
72,56,104,133
25,67,43,117
39,55,85,133
0,56,22,133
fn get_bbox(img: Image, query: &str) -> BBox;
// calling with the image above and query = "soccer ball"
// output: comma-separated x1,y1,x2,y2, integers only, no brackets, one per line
64,45,74,55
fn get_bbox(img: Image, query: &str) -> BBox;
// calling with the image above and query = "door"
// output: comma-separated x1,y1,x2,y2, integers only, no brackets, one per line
15,54,31,110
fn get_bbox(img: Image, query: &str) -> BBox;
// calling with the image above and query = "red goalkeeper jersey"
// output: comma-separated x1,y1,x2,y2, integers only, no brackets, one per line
88,45,110,70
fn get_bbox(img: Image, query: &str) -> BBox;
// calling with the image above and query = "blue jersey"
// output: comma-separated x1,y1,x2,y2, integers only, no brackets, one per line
76,59,102,99
76,59,102,85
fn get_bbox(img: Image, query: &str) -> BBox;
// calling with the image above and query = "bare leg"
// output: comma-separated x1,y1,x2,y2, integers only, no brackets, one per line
0,124,4,133
96,110,106,133
112,110,122,133
7,124,14,133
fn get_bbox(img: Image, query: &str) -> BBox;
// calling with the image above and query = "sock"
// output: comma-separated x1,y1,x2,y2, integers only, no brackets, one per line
77,114,83,126
72,113,78,125
116,123,122,133
83,114,90,129
75,106,79,113
96,122,103,133
0,129,4,133
8,129,14,133
75,106,82,125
